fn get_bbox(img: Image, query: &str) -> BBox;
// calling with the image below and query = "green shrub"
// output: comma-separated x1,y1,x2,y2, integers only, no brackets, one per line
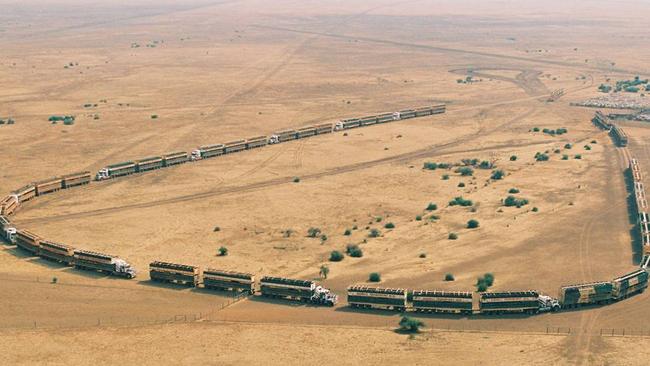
575,154,582,159
503,195,529,207
293,177,300,183
368,272,381,282
458,182,465,188
218,246,228,256
150,114,158,119
426,203,438,211
369,229,381,238
456,167,474,176
448,232,458,240
483,273,495,286
491,170,505,180
346,244,363,258
384,222,395,229
399,316,424,332
508,188,519,194
329,250,344,262
51,277,58,284
419,253,426,258
307,227,321,238
532,127,540,132
509,155,517,161
375,217,382,223
449,197,473,207
442,174,450,180
562,154,569,160
564,143,572,149
415,215,422,221
535,153,549,161
344,229,352,236
423,162,438,170
584,145,591,150
467,219,479,229
532,207,539,212
444,273,455,281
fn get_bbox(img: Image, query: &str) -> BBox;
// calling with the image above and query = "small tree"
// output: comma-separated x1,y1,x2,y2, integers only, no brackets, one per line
344,229,352,236
448,232,458,240
491,170,505,180
508,188,519,194
426,203,438,211
218,246,228,256
330,250,344,262
368,272,381,282
444,273,455,281
369,229,381,238
467,219,480,229
509,155,517,161
346,244,363,258
399,316,424,333
484,273,495,286
319,265,330,279
575,154,582,159
307,227,322,238
293,177,300,183
442,174,450,180
415,215,422,221
384,222,395,229
457,167,474,176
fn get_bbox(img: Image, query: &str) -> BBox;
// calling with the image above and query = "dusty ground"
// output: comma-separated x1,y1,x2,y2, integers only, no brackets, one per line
2,0,650,364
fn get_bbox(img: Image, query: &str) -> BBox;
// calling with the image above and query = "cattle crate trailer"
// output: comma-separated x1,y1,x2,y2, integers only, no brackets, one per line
347,285,407,311
163,151,189,166
412,290,473,314
34,177,63,196
612,269,648,300
39,240,75,265
203,268,255,294
62,171,91,188
149,261,200,286
559,281,613,307
136,156,164,172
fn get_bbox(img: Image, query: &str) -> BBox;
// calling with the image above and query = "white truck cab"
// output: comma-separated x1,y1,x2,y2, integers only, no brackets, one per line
190,149,202,161
268,135,280,144
538,295,561,312
95,168,110,181
334,121,344,131
114,259,137,279
392,112,401,121
4,227,16,244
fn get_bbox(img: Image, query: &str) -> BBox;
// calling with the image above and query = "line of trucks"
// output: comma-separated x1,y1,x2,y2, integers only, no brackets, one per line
2,107,650,316
94,104,446,180
593,111,628,147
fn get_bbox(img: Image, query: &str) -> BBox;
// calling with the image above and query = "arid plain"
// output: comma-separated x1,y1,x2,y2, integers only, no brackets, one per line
1,0,650,364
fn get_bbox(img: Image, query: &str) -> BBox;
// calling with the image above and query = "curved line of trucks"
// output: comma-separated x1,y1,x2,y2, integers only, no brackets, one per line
592,111,628,147
2,108,650,317
148,261,338,306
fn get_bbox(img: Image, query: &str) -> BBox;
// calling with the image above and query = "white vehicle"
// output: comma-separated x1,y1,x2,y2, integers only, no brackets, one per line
392,112,401,120
538,295,561,312
3,227,17,244
268,135,280,144
190,149,202,161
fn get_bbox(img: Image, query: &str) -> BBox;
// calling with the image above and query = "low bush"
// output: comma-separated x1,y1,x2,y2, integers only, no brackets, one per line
384,222,395,229
449,196,473,207
368,272,381,282
458,182,465,187
535,152,549,161
509,155,517,161
444,273,455,281
419,253,426,258
423,162,438,170
330,250,344,262
399,316,424,333
456,167,474,176
346,244,363,258
293,177,300,183
307,227,321,238
448,232,458,240
218,246,228,256
503,195,529,207
564,143,572,149
442,174,450,180
508,188,520,194
415,215,422,221
344,229,352,236
369,229,381,238
426,203,438,211
467,219,480,229
491,170,505,180
575,154,582,159
562,154,569,160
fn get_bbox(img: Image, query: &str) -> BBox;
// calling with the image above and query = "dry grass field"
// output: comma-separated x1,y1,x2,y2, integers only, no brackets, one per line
2,0,650,364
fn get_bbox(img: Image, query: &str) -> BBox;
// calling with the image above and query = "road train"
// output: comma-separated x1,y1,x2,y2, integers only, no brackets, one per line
148,261,337,306
2,107,650,318
95,104,446,180
592,111,628,147
346,267,647,315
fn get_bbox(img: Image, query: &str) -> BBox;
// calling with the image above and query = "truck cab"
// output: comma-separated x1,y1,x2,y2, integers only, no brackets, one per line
95,168,110,181
3,227,16,244
115,259,137,279
392,112,401,121
538,295,561,312
268,135,280,144
190,149,202,161
312,286,338,306
333,122,344,131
